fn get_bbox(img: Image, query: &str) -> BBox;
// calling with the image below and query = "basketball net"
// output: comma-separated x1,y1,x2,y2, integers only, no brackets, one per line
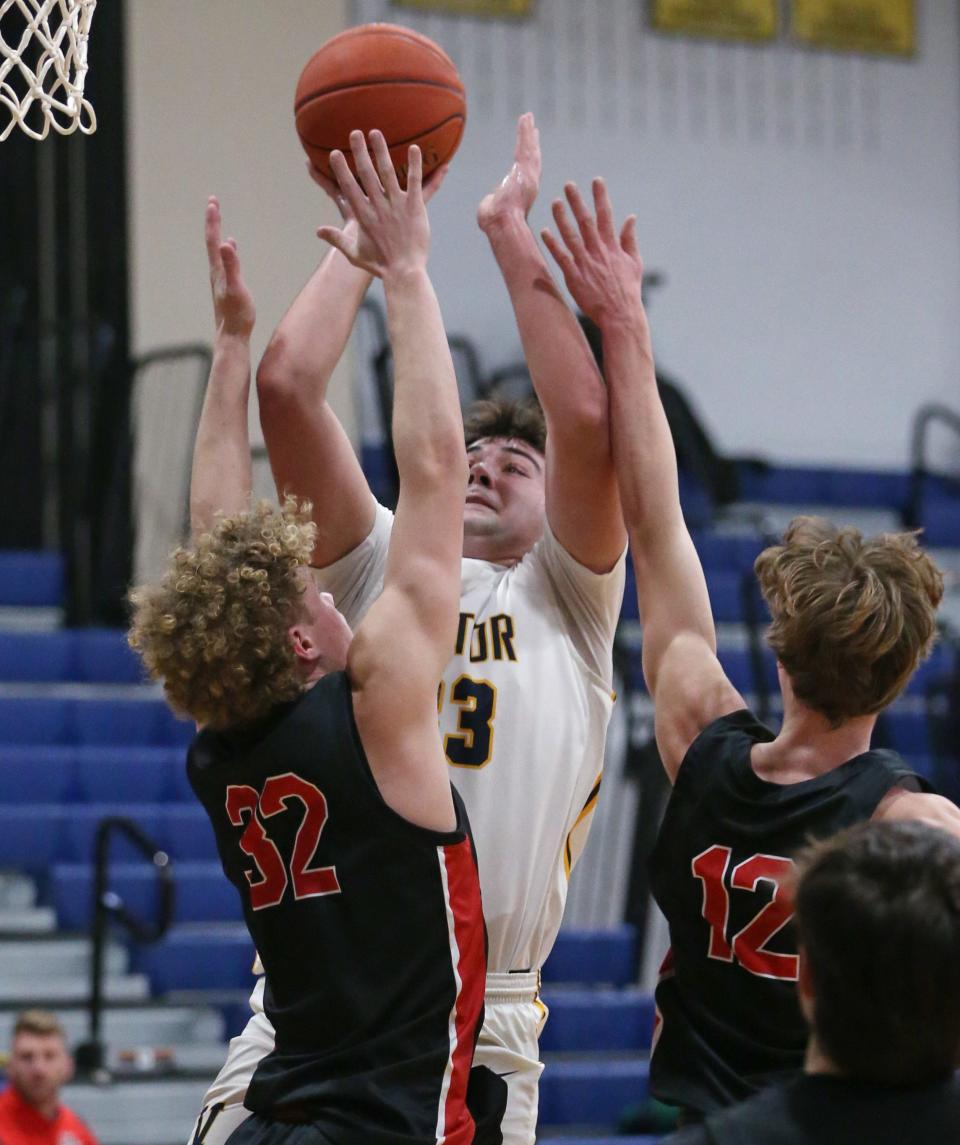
0,0,97,141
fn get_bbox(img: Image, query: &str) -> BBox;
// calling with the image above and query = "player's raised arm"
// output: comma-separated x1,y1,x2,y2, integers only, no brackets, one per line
320,131,466,831
255,169,377,568
190,196,256,538
478,113,625,572
542,180,743,780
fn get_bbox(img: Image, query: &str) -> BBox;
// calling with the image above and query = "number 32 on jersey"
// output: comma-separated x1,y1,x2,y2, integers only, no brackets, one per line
226,773,341,911
692,844,798,982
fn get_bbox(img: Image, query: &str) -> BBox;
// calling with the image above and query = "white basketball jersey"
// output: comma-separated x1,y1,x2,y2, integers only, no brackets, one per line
315,504,625,973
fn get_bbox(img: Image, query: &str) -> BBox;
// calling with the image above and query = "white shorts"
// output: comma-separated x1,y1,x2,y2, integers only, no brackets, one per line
188,972,547,1145
472,971,547,1145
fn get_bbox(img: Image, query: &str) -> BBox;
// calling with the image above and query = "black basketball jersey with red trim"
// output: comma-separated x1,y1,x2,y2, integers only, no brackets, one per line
187,671,486,1145
648,709,930,1118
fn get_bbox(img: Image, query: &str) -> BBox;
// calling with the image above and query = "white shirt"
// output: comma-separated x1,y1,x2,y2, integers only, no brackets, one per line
316,504,625,973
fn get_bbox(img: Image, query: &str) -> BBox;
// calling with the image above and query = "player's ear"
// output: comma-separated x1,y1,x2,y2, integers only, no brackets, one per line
796,947,815,1023
289,624,322,665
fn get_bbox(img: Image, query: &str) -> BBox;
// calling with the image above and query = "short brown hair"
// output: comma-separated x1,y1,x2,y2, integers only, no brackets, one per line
464,398,546,456
754,516,943,724
13,1010,64,1039
128,498,316,730
795,820,960,1084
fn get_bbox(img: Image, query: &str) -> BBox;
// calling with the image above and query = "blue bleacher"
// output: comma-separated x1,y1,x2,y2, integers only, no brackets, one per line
0,696,193,746
1,486,956,1143
51,861,241,930
538,1057,650,1128
0,551,64,607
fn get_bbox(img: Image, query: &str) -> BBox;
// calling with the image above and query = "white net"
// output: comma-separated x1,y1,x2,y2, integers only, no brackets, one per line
0,0,97,141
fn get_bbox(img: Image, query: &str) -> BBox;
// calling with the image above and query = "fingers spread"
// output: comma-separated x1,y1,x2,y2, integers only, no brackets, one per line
406,144,423,200
620,214,640,259
541,228,574,276
329,148,368,221
316,224,352,259
552,197,584,260
564,182,600,250
350,129,386,201
592,178,617,245
369,130,401,199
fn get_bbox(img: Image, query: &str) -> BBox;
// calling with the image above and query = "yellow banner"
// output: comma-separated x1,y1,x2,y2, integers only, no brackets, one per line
650,0,779,43
391,0,534,17
791,0,915,57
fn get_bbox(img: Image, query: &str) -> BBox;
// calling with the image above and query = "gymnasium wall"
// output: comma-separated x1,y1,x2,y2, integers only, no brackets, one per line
352,0,960,471
124,0,355,455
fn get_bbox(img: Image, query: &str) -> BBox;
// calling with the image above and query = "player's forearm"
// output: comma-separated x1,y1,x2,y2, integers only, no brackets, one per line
190,333,253,537
384,266,467,492
485,211,606,429
257,247,371,400
602,309,685,544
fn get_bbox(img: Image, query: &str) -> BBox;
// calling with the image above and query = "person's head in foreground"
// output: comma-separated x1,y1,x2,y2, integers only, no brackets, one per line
795,819,960,1084
129,497,352,730
6,1010,74,1115
755,517,944,725
462,397,546,563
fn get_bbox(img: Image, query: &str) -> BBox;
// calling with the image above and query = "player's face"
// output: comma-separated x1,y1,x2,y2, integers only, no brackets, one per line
463,437,546,563
8,1032,71,1108
297,572,353,672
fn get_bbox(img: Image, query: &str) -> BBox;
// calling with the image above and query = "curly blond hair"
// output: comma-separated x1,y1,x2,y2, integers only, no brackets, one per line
128,498,317,730
754,516,944,724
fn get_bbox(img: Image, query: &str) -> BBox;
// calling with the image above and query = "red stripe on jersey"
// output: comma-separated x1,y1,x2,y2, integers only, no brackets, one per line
436,836,486,1145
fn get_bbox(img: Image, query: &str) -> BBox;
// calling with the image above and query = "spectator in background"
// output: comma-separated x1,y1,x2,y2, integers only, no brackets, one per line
664,820,960,1144
0,1010,98,1145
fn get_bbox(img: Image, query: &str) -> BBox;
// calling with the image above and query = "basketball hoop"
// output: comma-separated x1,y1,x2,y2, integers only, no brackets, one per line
0,0,97,141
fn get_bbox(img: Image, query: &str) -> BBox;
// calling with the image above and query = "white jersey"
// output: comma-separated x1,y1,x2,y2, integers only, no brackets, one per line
316,503,625,973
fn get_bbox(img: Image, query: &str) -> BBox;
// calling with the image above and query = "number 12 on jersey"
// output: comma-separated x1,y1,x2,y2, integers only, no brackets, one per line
691,845,798,982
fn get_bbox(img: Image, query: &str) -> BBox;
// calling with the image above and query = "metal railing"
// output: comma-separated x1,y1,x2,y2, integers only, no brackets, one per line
74,817,175,1079
904,402,960,528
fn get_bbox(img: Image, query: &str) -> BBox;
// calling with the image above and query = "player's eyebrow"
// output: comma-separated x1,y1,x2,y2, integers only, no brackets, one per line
502,445,543,471
467,440,543,471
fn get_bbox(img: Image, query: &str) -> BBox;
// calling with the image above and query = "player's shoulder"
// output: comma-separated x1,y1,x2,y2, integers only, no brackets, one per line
676,708,771,787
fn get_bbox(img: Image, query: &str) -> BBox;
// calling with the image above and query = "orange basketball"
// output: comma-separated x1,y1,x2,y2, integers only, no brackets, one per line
294,23,466,187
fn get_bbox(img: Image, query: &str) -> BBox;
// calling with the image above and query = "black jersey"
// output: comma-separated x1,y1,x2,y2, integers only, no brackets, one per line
664,1074,960,1145
188,672,486,1145
648,709,929,1117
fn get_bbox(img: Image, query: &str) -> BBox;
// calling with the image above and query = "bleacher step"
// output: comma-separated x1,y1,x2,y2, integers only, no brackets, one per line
0,906,56,933
60,1077,209,1145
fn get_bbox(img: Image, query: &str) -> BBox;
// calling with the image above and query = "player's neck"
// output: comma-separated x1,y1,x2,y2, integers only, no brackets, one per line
753,704,875,782
461,534,523,567
804,1035,843,1078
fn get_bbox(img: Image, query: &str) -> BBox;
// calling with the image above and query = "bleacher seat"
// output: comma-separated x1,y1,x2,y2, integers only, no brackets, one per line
51,861,240,930
73,628,145,684
0,551,64,607
538,1057,650,1128
540,988,655,1053
134,926,256,993
543,926,637,988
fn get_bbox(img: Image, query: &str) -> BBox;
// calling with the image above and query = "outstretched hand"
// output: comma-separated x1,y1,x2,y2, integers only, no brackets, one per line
315,131,430,279
205,196,255,339
477,111,541,232
540,179,643,326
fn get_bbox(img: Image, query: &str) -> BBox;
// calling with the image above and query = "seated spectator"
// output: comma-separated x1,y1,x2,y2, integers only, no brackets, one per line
665,820,960,1144
0,1009,98,1145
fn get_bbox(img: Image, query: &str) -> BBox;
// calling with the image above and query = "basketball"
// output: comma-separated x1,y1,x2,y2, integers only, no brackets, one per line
294,24,466,187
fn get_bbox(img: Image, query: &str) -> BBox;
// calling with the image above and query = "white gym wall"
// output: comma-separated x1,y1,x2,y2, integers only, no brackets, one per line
353,0,960,471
